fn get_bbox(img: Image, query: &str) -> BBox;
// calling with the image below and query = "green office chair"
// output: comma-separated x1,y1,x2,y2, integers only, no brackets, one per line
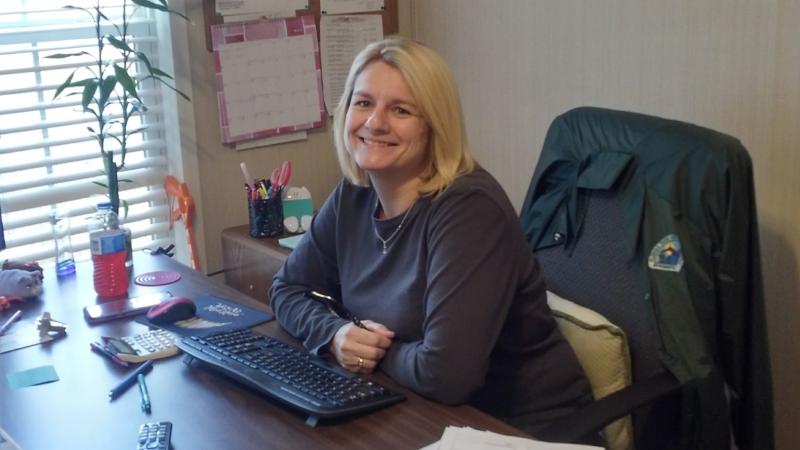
521,107,773,450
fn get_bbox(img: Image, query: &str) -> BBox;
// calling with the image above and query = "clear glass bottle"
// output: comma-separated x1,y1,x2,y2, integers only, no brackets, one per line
49,207,75,277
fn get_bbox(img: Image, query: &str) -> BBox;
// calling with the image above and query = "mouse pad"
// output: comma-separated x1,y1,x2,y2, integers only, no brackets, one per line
135,295,274,337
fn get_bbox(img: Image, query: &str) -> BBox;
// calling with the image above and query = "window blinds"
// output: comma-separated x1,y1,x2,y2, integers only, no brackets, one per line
0,1,173,264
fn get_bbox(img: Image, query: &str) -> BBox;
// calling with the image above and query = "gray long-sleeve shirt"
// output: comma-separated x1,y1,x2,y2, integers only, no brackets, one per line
270,169,591,433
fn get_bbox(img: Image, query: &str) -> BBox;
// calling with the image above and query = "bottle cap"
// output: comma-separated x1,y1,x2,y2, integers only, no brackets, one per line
90,229,126,255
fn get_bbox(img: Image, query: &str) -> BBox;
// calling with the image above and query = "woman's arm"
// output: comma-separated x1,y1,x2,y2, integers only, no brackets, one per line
269,184,350,355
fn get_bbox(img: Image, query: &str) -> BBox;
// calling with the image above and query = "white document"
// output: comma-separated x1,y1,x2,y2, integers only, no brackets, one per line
321,14,383,114
217,0,307,17
426,426,603,450
321,0,384,14
218,34,321,137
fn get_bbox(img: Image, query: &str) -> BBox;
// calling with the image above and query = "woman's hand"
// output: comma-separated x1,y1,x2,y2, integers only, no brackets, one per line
329,320,394,374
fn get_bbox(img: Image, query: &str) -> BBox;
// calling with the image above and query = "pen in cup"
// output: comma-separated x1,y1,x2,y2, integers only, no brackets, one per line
109,360,153,400
137,373,151,413
90,341,129,367
306,290,368,330
0,310,22,336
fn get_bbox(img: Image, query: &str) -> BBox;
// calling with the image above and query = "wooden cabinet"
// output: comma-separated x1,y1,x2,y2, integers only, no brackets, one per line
221,225,290,303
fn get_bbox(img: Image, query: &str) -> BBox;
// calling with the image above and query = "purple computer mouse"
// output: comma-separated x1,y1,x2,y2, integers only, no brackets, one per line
147,296,196,324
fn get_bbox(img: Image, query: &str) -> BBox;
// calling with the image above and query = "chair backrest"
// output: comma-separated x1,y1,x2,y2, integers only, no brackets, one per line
535,191,681,449
523,106,773,450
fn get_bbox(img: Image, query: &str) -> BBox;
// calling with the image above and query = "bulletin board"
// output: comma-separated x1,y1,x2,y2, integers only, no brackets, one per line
211,16,326,144
202,0,398,52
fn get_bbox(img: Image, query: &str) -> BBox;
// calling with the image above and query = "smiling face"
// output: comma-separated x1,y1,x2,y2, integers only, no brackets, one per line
344,61,429,185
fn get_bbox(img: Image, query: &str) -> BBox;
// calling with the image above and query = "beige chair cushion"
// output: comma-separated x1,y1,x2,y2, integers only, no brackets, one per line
547,290,634,450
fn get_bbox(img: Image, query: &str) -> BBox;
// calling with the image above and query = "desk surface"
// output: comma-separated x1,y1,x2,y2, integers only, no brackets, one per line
0,252,525,450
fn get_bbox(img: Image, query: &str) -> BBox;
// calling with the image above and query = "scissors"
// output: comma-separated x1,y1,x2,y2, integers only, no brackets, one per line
269,160,292,191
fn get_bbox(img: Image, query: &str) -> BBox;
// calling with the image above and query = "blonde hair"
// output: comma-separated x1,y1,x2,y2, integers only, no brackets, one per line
333,37,476,196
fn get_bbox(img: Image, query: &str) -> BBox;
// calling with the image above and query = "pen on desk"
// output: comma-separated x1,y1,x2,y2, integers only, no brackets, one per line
0,310,22,336
109,360,153,400
306,290,369,330
90,341,129,367
137,373,151,413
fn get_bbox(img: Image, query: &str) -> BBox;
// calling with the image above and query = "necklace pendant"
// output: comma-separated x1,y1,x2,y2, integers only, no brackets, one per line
382,244,388,255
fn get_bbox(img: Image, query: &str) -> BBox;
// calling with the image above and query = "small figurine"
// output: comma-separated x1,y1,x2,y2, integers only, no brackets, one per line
37,312,67,338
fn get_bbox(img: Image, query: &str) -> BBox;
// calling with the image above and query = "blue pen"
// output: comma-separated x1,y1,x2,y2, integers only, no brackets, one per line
137,373,151,413
109,360,153,400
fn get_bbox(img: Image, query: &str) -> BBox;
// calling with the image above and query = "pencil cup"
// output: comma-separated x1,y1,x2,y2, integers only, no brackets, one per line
248,195,284,238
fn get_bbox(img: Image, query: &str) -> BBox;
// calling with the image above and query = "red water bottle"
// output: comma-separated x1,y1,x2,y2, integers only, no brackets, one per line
91,229,129,298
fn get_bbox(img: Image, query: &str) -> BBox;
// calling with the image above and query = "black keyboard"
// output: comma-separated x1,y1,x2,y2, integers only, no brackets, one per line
177,328,404,425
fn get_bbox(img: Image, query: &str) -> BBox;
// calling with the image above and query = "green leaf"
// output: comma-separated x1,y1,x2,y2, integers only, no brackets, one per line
97,75,117,108
105,35,134,53
135,52,154,75
108,134,123,146
52,71,75,100
45,51,91,59
94,5,109,21
118,179,134,183
126,126,148,136
113,64,139,100
81,80,99,111
130,0,190,21
131,0,168,12
151,67,174,80
153,77,191,102
63,5,94,20
121,200,129,220
92,181,109,189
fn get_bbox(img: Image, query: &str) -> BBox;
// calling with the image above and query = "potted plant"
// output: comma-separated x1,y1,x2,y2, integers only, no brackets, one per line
48,0,190,217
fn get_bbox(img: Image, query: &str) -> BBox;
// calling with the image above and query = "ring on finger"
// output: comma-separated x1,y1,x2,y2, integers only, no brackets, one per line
357,357,364,369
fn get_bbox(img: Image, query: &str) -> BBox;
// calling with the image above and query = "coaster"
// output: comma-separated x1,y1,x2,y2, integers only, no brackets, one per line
134,271,181,286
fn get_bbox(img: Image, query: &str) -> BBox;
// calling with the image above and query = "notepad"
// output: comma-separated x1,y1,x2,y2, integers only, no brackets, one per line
6,365,59,390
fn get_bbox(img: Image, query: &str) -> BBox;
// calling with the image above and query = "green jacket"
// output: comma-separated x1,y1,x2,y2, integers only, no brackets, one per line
520,107,773,450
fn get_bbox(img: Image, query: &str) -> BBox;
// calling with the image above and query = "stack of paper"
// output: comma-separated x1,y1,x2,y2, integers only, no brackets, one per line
421,426,602,450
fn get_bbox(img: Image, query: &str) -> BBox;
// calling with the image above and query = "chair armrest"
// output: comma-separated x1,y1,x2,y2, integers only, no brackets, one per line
536,372,681,445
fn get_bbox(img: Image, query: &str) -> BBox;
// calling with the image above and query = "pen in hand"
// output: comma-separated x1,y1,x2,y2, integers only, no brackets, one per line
109,360,153,400
137,373,151,413
306,290,369,330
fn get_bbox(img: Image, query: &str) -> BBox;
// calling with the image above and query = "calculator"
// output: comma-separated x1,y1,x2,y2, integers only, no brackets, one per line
103,329,180,363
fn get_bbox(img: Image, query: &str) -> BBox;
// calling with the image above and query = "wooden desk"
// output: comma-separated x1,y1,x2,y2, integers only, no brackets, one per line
221,224,290,303
0,252,525,450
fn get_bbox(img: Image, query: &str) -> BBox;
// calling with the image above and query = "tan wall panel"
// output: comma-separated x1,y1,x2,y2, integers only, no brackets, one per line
412,1,799,449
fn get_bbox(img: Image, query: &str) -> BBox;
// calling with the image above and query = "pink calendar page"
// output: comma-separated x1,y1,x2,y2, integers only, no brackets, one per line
211,16,326,144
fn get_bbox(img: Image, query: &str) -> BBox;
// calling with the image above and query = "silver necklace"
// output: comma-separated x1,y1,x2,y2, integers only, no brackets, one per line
373,200,416,255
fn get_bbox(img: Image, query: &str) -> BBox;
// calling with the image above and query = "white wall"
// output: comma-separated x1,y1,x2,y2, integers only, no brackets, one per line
411,1,799,449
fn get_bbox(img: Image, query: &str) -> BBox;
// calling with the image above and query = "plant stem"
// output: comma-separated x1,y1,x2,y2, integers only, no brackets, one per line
104,151,120,215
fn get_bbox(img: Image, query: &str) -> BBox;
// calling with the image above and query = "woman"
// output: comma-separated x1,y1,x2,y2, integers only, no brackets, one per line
270,37,592,436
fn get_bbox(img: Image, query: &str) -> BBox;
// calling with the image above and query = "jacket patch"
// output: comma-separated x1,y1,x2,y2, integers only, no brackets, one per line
648,234,684,272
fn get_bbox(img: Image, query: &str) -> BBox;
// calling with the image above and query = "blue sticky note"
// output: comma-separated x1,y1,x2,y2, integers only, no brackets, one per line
6,365,59,389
